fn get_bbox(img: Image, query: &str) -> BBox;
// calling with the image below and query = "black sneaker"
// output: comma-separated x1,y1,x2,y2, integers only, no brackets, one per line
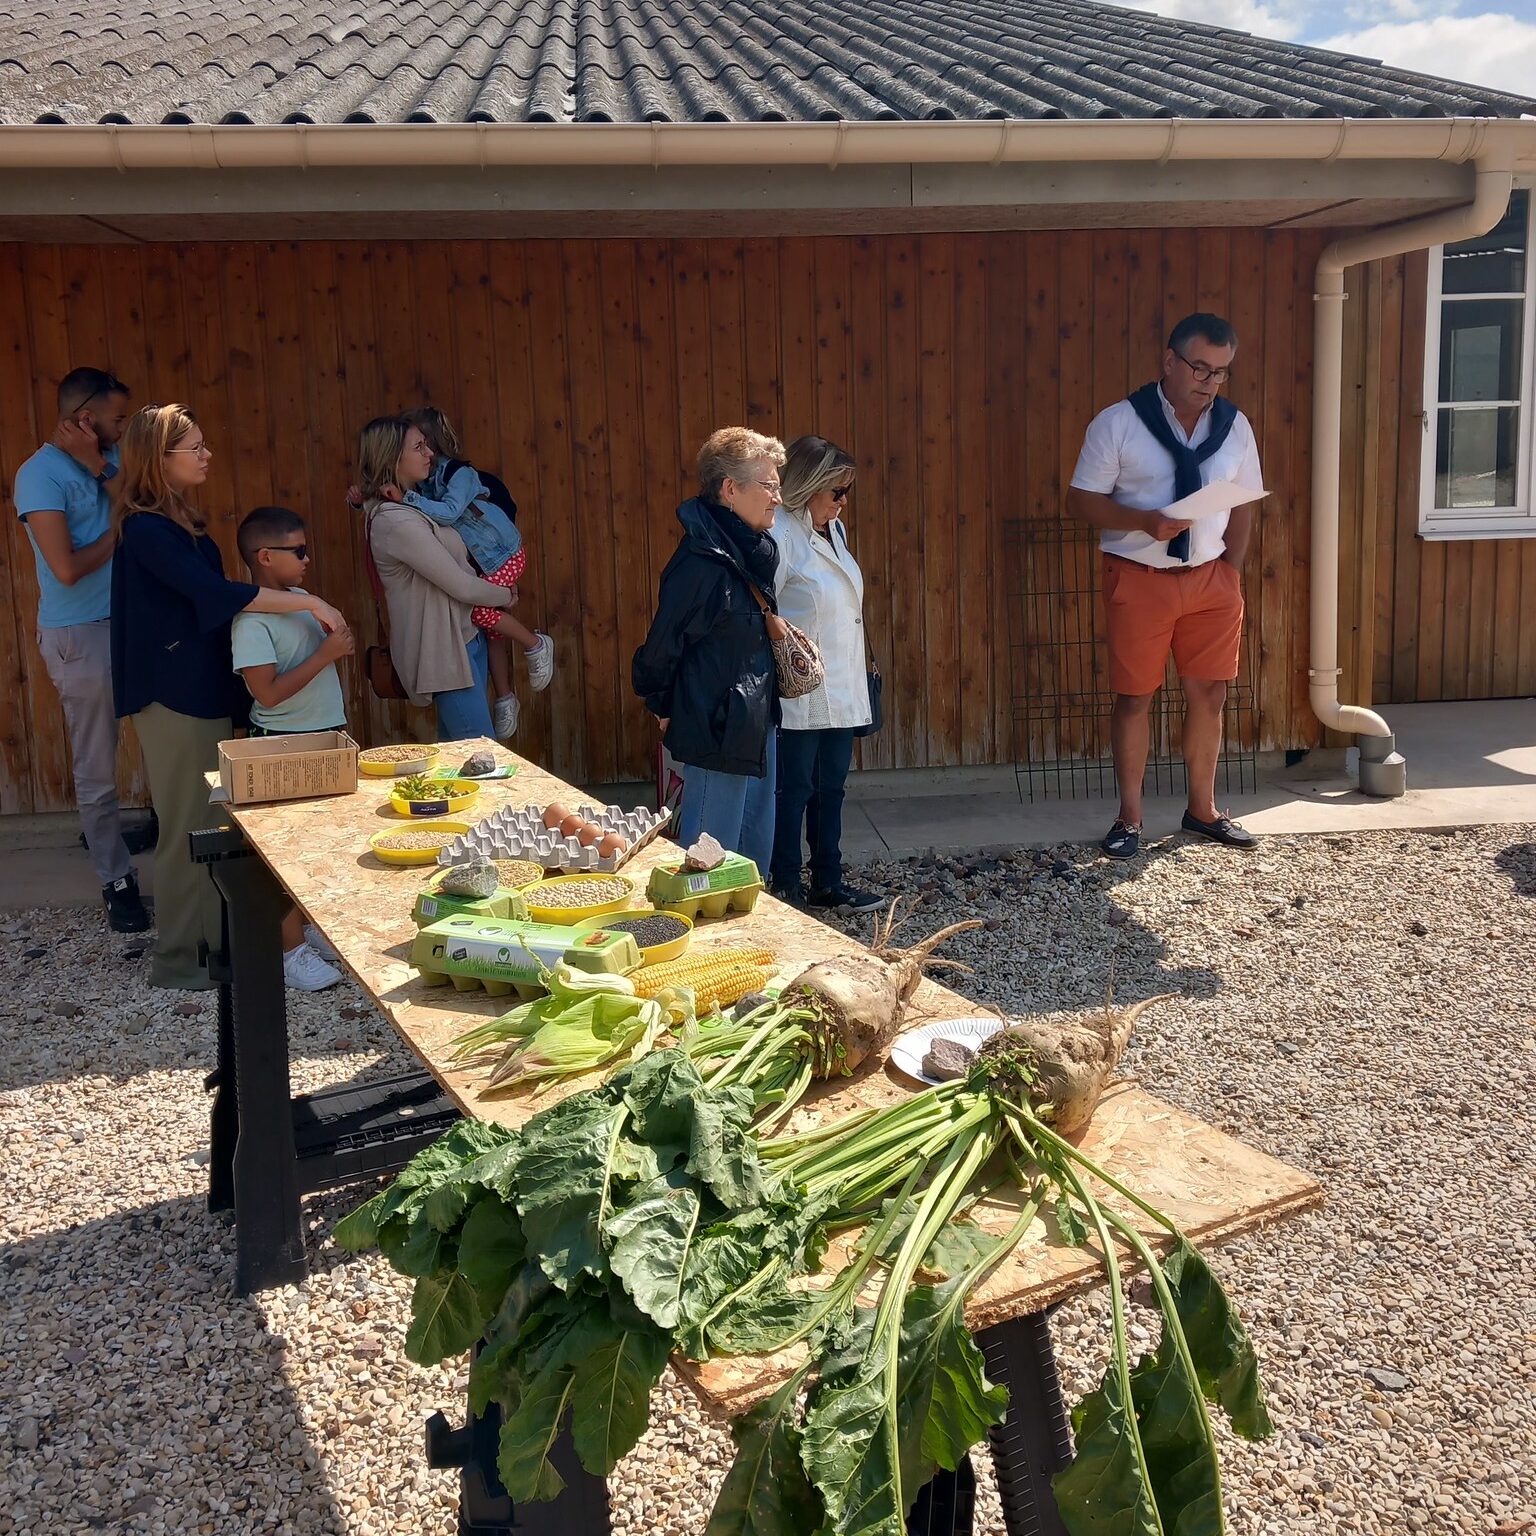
807,883,887,913
1101,820,1142,860
770,882,809,909
103,873,152,933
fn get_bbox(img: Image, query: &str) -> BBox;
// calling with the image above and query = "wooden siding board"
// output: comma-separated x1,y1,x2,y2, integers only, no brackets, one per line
953,232,993,765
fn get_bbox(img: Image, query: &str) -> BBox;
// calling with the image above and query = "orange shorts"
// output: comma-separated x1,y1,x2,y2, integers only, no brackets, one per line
1102,554,1244,696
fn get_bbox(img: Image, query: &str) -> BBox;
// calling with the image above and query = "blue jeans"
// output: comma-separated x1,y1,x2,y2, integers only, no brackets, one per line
433,632,493,741
677,732,777,876
772,727,855,893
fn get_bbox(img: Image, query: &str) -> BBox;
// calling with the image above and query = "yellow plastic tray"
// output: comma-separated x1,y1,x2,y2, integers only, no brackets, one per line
369,821,474,866
389,779,481,817
521,872,637,925
573,908,693,966
358,744,441,777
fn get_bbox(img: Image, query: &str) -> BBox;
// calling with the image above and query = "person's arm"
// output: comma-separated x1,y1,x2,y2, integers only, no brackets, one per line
240,628,354,709
1220,420,1265,568
1067,406,1193,543
632,563,715,717
1066,487,1193,542
372,512,510,608
403,464,484,528
22,510,114,587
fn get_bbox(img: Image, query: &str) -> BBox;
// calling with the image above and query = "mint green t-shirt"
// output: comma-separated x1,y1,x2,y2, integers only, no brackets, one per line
231,596,346,734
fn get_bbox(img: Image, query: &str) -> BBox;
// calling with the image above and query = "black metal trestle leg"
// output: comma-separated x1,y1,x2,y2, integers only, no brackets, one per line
979,1312,1074,1536
205,893,238,1214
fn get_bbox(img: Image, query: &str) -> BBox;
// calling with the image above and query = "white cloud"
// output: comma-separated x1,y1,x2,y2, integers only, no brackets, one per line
1099,0,1308,40
1318,13,1536,94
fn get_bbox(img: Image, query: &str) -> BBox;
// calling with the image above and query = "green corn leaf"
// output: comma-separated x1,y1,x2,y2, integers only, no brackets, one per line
1161,1242,1272,1441
404,1270,489,1367
456,1193,526,1293
1052,1360,1165,1536
497,1365,575,1503
1129,1337,1224,1536
706,1374,823,1536
606,1167,703,1329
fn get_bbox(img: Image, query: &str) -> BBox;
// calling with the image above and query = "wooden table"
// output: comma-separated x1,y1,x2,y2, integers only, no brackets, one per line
200,738,1322,1536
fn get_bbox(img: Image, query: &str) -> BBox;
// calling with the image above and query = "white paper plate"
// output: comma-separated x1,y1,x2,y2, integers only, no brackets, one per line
888,1017,1004,1086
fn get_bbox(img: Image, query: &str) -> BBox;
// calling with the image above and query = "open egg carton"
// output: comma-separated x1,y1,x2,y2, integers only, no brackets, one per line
438,801,672,873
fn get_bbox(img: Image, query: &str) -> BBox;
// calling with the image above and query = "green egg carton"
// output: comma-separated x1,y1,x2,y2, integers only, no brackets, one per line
410,882,530,929
411,914,641,995
646,853,764,920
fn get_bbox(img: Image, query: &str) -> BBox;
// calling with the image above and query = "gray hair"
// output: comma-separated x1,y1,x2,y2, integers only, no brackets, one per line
697,426,786,500
780,434,855,515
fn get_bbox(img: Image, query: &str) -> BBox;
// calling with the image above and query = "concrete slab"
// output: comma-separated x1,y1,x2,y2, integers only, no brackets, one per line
4,699,1532,911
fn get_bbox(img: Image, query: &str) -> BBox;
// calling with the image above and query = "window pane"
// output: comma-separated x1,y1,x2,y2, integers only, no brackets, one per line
1442,188,1527,294
1435,406,1519,509
1438,298,1523,402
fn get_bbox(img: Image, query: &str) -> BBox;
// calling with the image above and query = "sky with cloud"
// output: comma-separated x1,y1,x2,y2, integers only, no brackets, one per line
1108,0,1536,96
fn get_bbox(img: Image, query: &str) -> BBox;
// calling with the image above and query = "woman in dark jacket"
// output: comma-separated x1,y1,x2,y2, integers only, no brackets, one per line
633,427,786,873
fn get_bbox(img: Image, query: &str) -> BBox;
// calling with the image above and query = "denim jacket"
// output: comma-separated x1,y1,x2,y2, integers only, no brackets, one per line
406,462,522,576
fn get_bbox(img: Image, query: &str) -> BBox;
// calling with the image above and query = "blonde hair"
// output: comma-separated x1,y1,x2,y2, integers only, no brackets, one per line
357,416,412,500
402,405,460,459
115,403,204,537
697,427,785,501
781,435,855,516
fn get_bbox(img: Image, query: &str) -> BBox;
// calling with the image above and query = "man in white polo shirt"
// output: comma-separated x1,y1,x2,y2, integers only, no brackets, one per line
15,367,150,931
1068,313,1263,860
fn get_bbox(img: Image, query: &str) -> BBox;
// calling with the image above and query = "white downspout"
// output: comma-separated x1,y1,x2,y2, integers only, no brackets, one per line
1310,163,1514,796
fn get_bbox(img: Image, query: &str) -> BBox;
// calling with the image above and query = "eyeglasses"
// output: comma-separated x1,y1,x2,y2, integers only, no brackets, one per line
1174,353,1231,386
259,543,308,559
166,441,212,456
753,479,782,498
831,485,850,502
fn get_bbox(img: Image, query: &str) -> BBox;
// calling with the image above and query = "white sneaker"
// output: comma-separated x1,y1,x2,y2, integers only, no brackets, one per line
303,924,339,963
492,692,520,739
526,633,555,692
283,942,343,992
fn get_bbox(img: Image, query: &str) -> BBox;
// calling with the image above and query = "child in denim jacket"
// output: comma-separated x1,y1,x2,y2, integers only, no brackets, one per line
401,407,553,738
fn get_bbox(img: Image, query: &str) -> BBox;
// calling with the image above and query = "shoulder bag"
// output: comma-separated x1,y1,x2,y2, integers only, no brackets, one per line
747,584,825,700
853,658,883,738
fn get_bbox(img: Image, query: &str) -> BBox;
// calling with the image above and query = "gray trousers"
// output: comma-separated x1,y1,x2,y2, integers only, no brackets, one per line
37,620,132,887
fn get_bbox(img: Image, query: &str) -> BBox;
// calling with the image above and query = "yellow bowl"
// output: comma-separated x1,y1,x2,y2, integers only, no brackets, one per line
521,873,636,925
389,779,482,817
369,821,473,866
573,908,693,966
358,744,441,777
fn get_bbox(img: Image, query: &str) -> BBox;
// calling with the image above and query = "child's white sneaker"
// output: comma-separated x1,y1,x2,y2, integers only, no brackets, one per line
283,942,343,992
526,633,555,692
493,692,520,739
303,923,340,963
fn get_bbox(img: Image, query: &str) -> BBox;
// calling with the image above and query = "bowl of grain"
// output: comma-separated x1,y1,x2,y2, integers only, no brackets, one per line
358,744,441,778
520,872,636,924
369,822,474,866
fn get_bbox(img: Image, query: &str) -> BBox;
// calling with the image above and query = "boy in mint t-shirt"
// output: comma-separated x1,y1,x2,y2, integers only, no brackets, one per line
232,506,352,992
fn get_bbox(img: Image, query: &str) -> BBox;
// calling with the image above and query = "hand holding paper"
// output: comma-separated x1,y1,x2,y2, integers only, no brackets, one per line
1164,480,1269,521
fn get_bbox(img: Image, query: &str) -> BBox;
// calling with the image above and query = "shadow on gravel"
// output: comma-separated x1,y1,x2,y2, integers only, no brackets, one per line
1493,840,1536,896
0,1195,348,1535
824,841,1222,1012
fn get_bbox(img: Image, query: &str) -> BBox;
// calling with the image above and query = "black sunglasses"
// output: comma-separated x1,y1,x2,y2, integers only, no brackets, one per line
259,543,308,559
831,485,850,501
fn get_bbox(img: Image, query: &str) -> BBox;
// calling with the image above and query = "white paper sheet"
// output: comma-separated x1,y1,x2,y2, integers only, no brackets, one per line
1165,480,1269,520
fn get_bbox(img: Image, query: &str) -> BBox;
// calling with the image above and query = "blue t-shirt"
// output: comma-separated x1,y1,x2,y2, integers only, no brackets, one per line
14,442,119,628
232,597,346,734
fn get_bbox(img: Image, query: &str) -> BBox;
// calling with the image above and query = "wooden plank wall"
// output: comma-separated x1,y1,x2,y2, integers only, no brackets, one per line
1,230,1341,815
1362,250,1536,705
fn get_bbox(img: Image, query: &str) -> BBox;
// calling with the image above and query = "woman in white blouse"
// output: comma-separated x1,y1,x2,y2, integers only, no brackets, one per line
768,436,882,912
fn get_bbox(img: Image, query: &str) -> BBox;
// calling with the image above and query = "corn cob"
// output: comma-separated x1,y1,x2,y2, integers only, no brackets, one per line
629,947,775,1012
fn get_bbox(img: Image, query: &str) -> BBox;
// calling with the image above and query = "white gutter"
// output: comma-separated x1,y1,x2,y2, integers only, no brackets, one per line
0,116,1532,171
1309,162,1514,796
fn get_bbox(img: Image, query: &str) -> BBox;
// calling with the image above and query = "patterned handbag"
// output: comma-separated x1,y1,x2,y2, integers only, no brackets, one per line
748,585,826,700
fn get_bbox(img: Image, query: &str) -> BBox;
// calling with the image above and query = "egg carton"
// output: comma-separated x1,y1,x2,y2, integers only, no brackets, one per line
439,801,672,873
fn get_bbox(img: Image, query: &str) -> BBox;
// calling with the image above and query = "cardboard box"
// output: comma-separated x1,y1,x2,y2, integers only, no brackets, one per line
217,731,359,806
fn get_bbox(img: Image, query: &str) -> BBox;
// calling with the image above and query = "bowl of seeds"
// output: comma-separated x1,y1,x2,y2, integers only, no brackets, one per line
574,908,692,965
358,743,441,778
487,857,545,891
369,822,475,866
520,872,636,924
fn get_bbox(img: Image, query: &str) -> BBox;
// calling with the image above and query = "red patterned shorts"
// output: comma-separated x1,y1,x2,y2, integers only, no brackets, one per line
472,548,528,631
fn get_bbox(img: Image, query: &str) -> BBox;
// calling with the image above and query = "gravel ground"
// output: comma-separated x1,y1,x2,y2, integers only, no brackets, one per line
2,822,1534,1536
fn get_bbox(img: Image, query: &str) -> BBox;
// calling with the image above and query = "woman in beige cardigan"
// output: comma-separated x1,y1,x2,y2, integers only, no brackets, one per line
357,417,512,740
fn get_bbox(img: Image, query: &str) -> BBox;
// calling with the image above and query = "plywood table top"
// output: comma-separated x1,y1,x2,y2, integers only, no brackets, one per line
225,738,1323,1415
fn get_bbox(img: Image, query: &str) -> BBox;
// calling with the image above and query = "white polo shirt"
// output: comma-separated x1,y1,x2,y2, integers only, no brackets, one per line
1070,386,1264,570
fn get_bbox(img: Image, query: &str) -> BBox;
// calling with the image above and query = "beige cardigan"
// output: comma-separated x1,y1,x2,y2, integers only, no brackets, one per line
365,500,508,702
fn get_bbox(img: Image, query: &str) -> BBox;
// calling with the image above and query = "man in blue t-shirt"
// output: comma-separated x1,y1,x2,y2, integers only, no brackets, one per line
14,367,150,932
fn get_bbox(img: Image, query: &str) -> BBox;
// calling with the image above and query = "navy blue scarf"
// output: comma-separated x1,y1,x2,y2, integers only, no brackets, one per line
1126,383,1236,562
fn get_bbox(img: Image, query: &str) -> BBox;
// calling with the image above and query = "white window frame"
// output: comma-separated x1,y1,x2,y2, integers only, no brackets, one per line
1420,182,1536,540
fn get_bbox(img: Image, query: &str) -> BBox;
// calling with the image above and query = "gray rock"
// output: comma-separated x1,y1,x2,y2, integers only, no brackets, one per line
458,750,497,778
438,856,499,898
16,1418,38,1452
1365,1367,1410,1392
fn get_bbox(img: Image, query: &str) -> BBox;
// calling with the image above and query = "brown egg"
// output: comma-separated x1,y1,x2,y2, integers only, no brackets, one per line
559,813,585,838
576,822,601,847
542,803,569,829
596,832,629,857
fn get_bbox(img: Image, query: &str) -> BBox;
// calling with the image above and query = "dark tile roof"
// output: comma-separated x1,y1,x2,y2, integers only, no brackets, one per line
2,0,1534,127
